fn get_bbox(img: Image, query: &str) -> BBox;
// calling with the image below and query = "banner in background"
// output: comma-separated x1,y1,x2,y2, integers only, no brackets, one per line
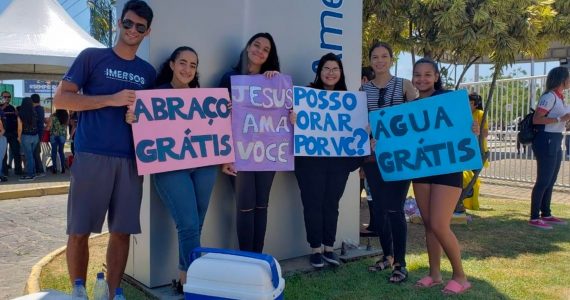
132,88,234,175
369,90,482,181
24,80,58,94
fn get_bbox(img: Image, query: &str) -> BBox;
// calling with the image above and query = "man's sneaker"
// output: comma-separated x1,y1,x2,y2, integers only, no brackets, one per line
35,172,46,178
541,216,567,225
310,253,324,268
528,219,553,230
19,175,35,182
323,251,340,266
0,176,8,182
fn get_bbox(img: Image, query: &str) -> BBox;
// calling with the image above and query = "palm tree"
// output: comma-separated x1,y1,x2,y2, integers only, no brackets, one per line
88,0,116,47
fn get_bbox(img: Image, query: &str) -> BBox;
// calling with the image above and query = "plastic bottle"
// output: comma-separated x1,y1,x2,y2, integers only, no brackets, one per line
71,278,88,300
113,287,126,300
93,272,109,300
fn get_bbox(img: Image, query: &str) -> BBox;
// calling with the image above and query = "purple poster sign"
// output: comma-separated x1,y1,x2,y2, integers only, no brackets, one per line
231,74,294,171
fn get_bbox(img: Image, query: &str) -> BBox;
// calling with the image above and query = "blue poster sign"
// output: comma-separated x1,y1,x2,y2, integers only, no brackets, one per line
369,90,482,181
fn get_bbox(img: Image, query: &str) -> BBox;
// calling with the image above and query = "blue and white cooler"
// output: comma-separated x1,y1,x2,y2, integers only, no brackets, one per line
184,247,285,299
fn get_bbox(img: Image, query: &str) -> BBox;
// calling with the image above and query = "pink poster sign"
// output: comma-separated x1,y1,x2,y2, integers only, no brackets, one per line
132,88,235,175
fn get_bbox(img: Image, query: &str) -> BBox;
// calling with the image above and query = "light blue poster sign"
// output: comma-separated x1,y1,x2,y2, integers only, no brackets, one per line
369,90,482,181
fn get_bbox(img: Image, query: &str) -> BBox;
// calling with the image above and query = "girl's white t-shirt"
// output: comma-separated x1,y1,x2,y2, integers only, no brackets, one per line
537,92,570,133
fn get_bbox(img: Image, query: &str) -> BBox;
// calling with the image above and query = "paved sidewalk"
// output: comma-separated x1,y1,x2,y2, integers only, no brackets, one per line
0,173,70,200
0,195,68,300
480,178,569,204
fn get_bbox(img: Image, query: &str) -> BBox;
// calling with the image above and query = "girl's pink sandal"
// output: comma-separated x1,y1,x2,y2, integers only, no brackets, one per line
415,276,443,288
442,279,472,295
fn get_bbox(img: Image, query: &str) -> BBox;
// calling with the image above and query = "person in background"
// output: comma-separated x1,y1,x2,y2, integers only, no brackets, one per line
291,53,362,268
127,46,219,294
69,111,78,156
412,58,474,295
219,32,281,253
0,106,7,182
17,97,38,182
359,66,376,237
31,94,46,177
47,109,69,174
361,66,375,85
529,66,570,229
1,91,23,176
469,92,489,167
53,1,155,298
361,42,416,283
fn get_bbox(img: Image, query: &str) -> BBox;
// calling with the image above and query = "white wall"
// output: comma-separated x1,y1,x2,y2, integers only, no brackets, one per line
123,0,363,288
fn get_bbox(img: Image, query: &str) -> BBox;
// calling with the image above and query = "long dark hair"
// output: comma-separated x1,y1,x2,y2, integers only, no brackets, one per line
545,66,569,94
234,32,280,74
18,97,35,129
53,109,69,126
155,46,200,88
413,58,443,91
311,53,347,91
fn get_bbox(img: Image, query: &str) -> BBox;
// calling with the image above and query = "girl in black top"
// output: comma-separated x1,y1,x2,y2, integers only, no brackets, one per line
411,58,473,294
219,32,281,253
17,97,38,181
291,53,362,268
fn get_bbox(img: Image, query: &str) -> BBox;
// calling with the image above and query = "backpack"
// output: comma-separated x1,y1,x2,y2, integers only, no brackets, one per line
517,94,557,145
517,109,537,145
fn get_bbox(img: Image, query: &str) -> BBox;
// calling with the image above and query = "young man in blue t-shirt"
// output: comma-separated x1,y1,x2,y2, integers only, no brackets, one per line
54,1,155,297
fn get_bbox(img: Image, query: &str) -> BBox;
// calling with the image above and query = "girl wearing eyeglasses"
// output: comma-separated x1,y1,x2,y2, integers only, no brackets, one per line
126,46,218,294
289,53,362,268
219,33,281,253
361,42,416,283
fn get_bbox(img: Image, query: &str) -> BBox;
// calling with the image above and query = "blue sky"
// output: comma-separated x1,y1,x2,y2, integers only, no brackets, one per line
0,0,561,96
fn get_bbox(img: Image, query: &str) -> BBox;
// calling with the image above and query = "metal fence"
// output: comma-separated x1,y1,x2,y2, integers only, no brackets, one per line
459,75,570,188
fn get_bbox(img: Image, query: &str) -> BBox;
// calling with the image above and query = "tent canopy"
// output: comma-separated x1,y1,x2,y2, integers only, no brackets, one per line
0,0,105,80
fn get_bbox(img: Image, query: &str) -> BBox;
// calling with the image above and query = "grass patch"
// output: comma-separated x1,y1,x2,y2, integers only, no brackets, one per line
39,234,152,299
38,198,570,299
285,198,570,300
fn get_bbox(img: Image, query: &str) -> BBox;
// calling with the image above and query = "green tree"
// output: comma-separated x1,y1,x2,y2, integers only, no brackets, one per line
88,0,115,47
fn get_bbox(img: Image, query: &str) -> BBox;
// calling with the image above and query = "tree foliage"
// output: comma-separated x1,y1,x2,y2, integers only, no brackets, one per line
88,0,116,47
362,0,569,74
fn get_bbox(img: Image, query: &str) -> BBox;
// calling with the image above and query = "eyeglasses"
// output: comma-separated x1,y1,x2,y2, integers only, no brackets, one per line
2,95,11,99
322,67,341,74
121,19,147,34
377,87,387,107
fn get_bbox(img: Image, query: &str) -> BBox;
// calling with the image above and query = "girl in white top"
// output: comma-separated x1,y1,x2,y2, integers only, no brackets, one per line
529,66,570,229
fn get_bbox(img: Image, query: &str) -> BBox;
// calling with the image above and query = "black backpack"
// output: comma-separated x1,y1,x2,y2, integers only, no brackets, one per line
517,96,557,145
517,109,537,145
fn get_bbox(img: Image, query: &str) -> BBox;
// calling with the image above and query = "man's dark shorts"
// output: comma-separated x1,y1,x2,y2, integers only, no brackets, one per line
67,152,143,234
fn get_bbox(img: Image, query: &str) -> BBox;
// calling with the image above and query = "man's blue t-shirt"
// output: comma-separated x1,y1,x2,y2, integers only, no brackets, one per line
62,47,156,158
